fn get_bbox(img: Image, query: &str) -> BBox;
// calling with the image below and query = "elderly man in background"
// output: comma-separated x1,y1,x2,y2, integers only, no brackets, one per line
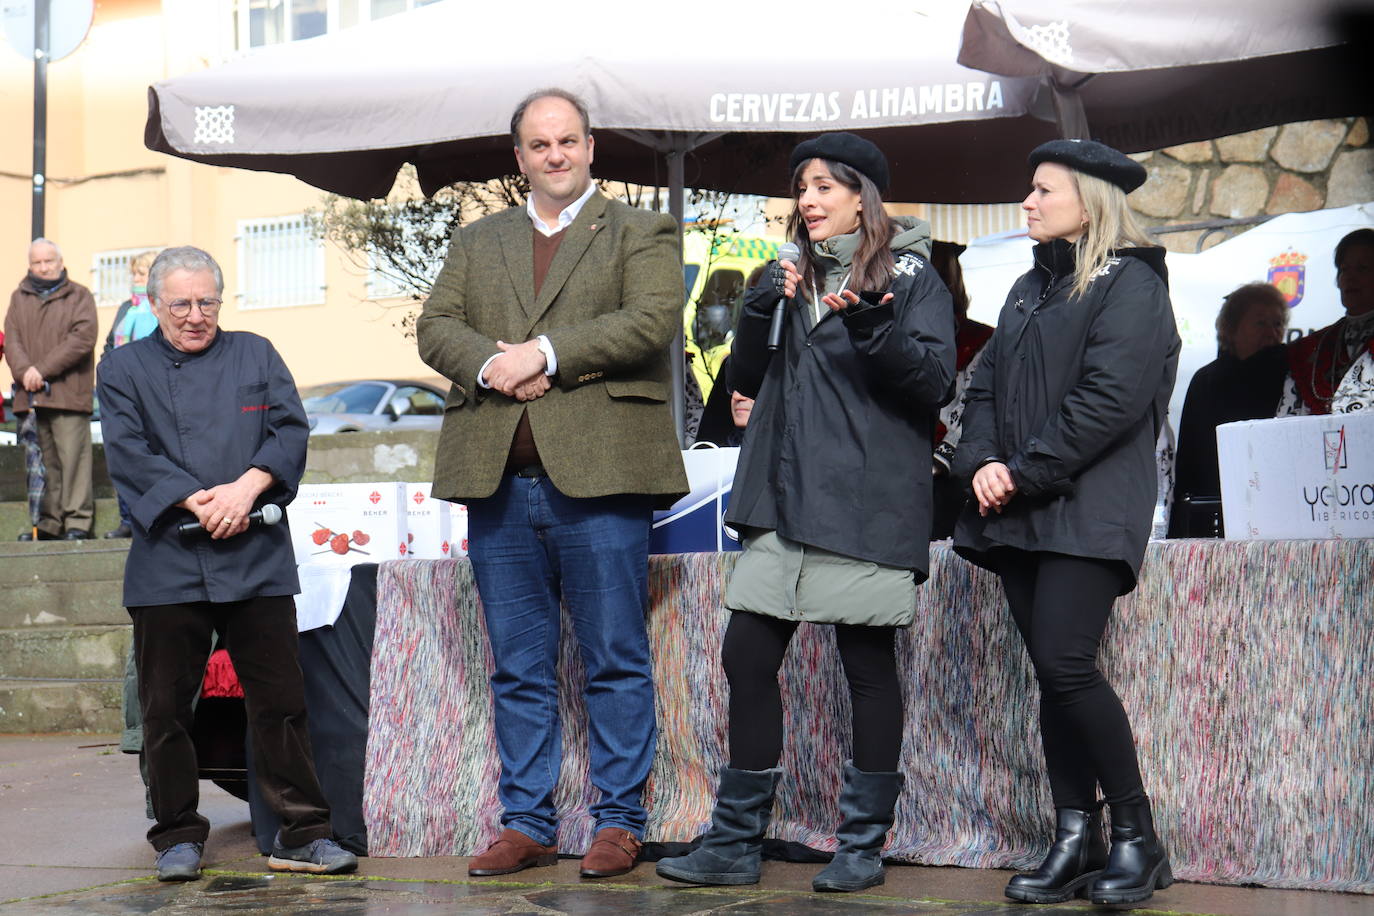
98,246,355,882
4,238,97,539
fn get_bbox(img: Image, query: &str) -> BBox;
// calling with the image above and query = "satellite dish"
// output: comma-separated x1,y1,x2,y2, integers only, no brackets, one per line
2,0,94,62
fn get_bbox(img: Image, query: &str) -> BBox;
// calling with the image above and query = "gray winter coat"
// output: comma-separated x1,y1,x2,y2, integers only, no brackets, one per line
726,219,957,578
952,240,1180,594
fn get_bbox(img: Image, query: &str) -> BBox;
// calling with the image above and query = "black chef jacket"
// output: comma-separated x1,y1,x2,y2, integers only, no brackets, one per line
97,328,307,607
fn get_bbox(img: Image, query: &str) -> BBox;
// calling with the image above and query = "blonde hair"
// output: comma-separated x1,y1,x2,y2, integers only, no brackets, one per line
1068,170,1154,301
130,250,160,276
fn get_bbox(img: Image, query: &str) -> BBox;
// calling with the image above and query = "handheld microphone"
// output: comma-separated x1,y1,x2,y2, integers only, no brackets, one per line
178,503,283,537
767,242,802,352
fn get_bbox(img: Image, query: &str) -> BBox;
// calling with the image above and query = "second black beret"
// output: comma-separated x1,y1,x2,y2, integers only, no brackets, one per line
1029,139,1147,193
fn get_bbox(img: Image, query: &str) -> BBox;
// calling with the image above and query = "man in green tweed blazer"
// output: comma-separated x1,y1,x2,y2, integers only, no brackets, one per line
416,89,687,880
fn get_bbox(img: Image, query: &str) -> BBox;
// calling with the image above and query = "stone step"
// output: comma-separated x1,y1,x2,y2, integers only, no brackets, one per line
0,541,129,629
0,677,123,734
1,581,129,629
0,497,125,541
0,443,117,503
0,625,131,680
0,539,130,585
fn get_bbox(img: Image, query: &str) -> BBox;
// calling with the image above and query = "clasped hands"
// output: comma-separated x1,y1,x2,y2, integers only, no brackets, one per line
178,468,273,540
972,461,1018,517
485,339,550,402
774,259,893,313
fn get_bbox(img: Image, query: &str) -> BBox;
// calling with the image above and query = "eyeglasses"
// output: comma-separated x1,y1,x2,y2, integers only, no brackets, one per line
164,298,222,318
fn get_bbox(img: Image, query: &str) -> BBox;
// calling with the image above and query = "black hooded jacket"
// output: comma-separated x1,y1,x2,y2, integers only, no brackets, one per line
952,240,1180,593
725,235,956,576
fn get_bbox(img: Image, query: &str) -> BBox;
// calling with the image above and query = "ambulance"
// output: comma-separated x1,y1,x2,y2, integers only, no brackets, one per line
681,230,780,400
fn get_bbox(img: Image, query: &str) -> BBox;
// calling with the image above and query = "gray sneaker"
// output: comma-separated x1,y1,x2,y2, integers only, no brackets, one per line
155,842,204,881
267,834,358,874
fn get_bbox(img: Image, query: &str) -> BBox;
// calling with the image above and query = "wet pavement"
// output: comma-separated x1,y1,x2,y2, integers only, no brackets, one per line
4,736,1372,915
9,862,1374,916
0,871,1112,915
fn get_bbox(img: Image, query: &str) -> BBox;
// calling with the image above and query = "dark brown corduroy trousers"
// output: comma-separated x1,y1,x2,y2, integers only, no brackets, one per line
131,595,332,851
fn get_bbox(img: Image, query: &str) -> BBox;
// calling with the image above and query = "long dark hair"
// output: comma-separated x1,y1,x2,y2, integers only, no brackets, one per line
785,158,897,298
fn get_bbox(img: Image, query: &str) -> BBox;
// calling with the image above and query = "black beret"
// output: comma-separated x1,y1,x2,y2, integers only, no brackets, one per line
1029,139,1147,193
789,132,889,193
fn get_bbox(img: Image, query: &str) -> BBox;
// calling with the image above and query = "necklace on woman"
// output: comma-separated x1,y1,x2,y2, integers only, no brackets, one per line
1307,317,1346,411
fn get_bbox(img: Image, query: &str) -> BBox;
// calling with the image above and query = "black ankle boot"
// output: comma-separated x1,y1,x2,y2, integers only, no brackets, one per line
1005,806,1107,904
1090,798,1174,905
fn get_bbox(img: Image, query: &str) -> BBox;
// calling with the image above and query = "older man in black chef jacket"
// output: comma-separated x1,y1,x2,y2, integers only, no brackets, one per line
97,246,355,882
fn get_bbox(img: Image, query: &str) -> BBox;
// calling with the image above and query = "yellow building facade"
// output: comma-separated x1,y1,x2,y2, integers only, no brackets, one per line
1,0,439,397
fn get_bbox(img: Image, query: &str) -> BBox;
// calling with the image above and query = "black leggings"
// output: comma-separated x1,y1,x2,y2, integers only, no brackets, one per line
721,610,903,773
996,549,1147,809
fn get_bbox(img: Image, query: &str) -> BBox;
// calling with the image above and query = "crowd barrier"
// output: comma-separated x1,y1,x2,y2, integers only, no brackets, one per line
361,539,1373,894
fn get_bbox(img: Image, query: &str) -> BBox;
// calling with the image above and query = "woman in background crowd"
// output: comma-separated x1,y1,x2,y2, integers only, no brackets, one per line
657,132,954,893
1280,227,1374,415
694,356,754,448
953,139,1180,907
1168,282,1288,537
929,239,994,539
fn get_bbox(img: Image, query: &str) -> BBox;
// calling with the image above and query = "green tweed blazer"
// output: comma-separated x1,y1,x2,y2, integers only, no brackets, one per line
417,191,689,505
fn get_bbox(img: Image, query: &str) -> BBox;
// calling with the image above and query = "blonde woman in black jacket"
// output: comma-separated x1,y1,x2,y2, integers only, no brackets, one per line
953,140,1180,907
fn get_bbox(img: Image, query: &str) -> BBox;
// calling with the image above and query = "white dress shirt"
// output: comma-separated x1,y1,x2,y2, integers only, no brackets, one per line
477,183,598,387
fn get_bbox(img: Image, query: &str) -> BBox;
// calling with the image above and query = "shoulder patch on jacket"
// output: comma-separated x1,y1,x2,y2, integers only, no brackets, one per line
1087,257,1122,283
893,253,926,276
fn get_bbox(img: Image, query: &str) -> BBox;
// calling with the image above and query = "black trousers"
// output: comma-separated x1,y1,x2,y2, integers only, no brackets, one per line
721,610,904,773
131,595,333,851
996,549,1147,809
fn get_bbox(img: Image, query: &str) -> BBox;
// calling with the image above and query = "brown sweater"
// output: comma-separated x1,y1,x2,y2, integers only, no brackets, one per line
503,227,568,470
4,276,98,413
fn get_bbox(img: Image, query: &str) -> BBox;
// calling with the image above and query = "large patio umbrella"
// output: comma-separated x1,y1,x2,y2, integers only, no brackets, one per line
958,0,1371,149
145,0,1061,441
144,0,1054,208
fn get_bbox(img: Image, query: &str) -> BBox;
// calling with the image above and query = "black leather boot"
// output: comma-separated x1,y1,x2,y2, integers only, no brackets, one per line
1005,807,1107,903
1090,798,1174,905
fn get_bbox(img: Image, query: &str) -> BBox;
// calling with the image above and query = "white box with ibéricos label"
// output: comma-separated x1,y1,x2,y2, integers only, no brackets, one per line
1216,413,1374,539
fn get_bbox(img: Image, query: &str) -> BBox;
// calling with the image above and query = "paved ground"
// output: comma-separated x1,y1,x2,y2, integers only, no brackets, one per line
2,735,1371,915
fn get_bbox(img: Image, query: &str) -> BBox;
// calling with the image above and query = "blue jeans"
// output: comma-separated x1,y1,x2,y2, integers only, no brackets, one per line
466,474,656,845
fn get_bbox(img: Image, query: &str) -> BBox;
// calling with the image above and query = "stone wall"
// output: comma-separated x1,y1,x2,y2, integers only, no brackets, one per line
0,429,437,502
1130,117,1373,253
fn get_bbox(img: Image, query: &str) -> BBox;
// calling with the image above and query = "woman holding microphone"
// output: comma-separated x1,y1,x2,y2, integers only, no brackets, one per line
657,132,955,893
952,139,1180,906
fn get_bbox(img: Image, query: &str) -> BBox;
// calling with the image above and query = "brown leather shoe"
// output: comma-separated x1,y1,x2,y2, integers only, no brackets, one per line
579,827,642,878
467,828,557,876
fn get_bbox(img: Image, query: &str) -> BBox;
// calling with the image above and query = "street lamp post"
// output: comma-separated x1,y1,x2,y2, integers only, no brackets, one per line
32,0,49,240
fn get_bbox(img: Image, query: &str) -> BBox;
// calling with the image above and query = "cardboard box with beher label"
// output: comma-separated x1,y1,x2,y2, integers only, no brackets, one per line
400,483,468,559
1216,413,1374,539
290,482,406,565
